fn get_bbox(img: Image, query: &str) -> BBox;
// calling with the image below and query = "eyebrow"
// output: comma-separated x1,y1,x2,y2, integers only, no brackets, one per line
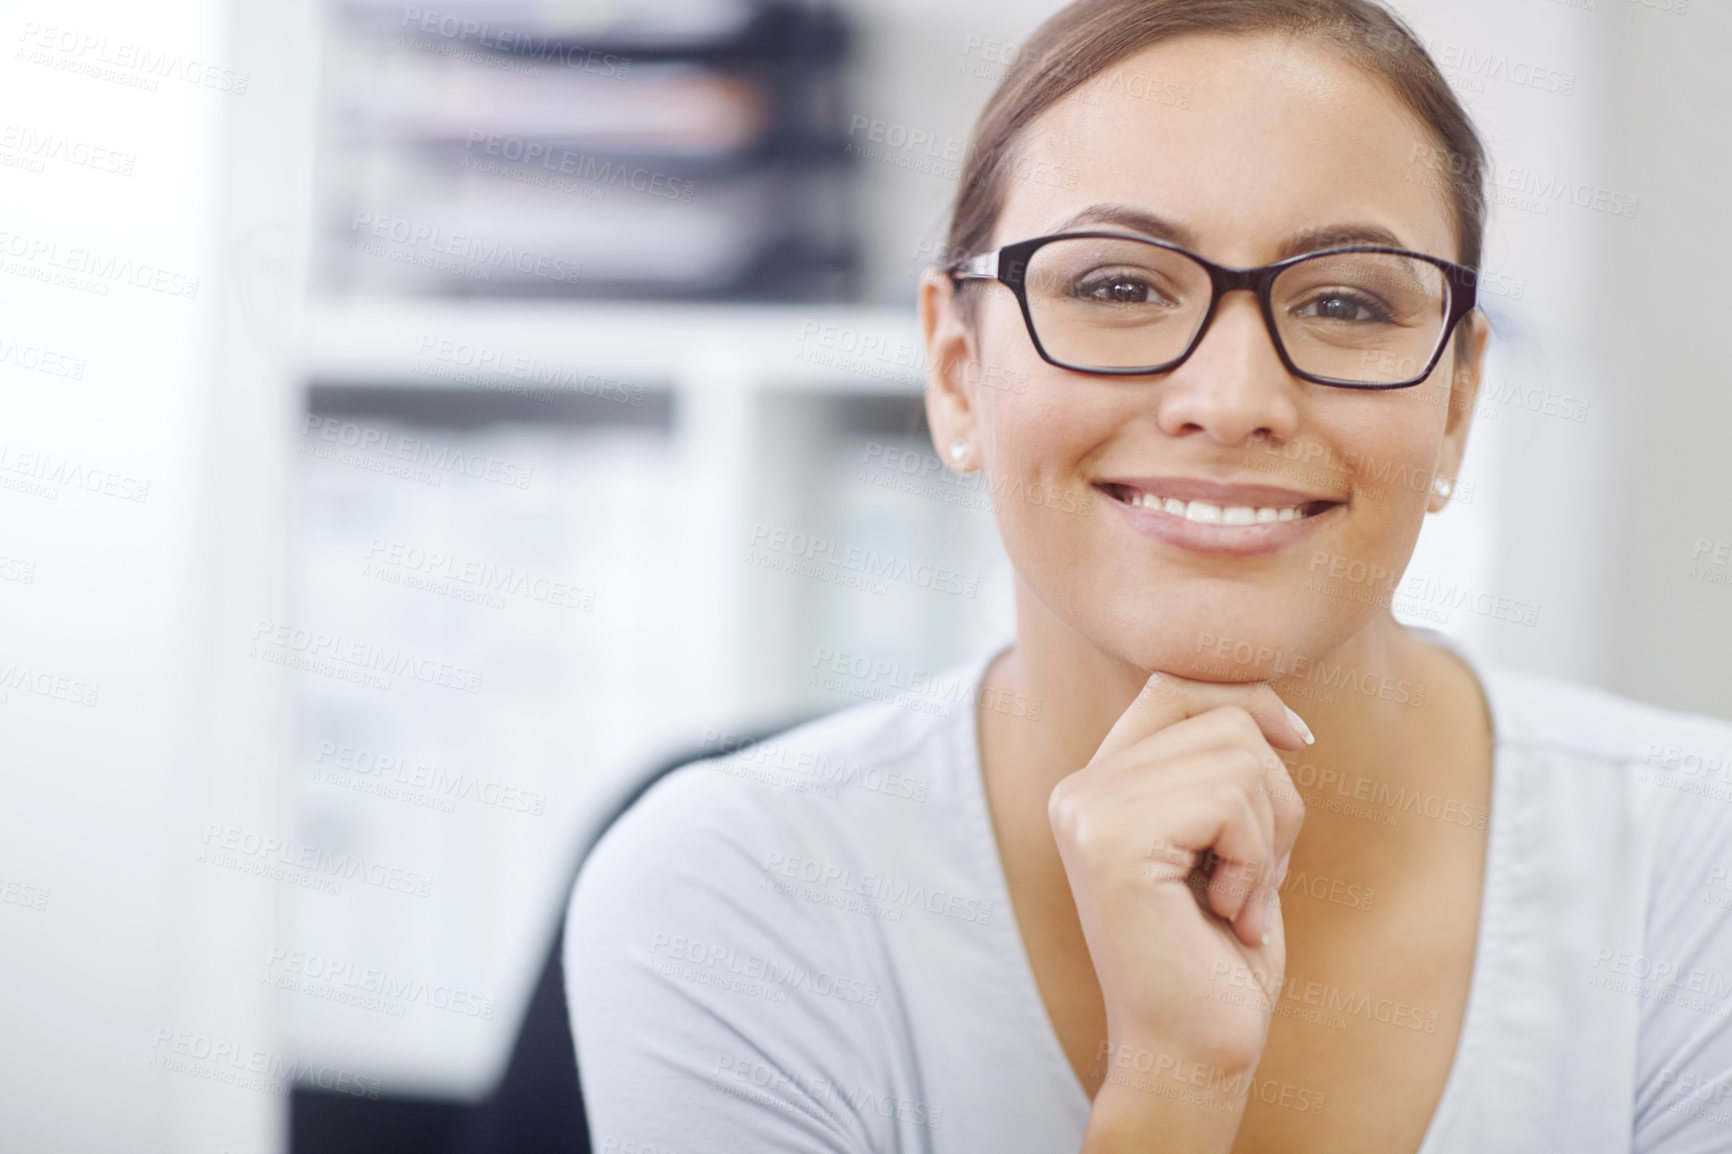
1044,203,1415,260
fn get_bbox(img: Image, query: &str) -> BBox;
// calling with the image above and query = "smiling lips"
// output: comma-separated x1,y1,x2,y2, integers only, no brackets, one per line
1096,477,1345,555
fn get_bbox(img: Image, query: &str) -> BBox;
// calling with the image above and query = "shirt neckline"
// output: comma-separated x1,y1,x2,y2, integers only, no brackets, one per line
953,628,1509,1146
1406,625,1505,1154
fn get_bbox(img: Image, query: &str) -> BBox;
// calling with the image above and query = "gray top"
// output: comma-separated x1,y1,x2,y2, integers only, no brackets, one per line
566,638,1732,1152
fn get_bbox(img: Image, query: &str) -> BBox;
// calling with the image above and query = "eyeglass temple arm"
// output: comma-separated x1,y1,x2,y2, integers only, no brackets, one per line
946,249,999,280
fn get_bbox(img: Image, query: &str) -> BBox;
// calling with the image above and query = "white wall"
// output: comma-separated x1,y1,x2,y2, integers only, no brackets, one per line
0,0,315,1150
1597,0,1732,719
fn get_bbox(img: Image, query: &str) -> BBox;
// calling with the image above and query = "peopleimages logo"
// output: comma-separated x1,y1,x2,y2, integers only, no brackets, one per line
347,212,582,284
398,7,631,76
0,124,135,176
249,618,484,694
647,932,880,1007
149,1028,379,1098
761,851,994,926
0,333,87,378
313,741,547,816
748,525,979,599
1284,759,1487,831
1193,632,1428,707
413,335,645,406
264,946,497,1020
0,661,100,707
199,823,434,897
0,227,200,298
363,537,596,612
462,132,693,202
808,646,1042,721
15,22,251,94
301,416,533,489
0,442,150,503
702,728,931,803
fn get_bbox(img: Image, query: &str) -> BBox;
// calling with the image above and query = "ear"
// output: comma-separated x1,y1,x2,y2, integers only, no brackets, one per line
918,267,982,474
1428,311,1488,512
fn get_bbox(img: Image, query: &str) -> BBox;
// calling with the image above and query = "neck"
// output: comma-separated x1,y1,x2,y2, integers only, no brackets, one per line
978,574,1463,852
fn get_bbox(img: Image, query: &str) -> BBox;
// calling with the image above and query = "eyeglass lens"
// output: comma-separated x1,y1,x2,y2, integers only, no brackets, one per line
1020,236,1450,384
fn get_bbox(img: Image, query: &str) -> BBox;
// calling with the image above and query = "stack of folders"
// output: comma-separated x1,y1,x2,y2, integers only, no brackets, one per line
322,0,859,300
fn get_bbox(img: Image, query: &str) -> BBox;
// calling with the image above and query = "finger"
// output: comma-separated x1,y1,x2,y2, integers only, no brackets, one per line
1113,744,1276,876
1100,708,1299,915
1092,672,1313,771
1228,756,1307,947
1131,758,1277,943
1203,787,1278,945
1247,885,1288,989
1233,861,1279,949
1131,710,1304,884
1263,755,1307,869
1117,705,1293,769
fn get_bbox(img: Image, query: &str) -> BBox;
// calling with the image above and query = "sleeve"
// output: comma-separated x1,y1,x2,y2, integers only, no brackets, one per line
1632,719,1732,1152
562,767,890,1154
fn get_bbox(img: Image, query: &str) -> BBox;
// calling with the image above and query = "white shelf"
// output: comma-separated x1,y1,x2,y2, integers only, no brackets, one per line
301,297,929,394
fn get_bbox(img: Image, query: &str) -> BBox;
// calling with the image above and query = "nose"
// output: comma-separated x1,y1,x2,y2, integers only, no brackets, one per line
1152,290,1301,446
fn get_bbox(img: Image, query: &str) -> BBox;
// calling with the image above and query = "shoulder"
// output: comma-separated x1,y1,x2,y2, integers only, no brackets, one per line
583,677,974,886
561,664,995,1149
1479,662,1732,774
1477,662,1732,913
567,652,995,960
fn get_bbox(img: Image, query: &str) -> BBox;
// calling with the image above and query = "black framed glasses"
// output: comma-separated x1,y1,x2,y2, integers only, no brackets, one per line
946,231,1479,389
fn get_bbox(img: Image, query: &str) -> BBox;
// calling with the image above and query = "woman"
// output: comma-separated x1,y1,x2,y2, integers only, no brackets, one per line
566,1,1732,1150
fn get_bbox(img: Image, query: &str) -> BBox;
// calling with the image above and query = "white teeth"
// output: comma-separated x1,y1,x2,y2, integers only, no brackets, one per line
1123,490,1312,524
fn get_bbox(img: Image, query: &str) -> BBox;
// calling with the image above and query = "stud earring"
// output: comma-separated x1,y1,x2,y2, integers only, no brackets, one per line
1432,475,1454,498
949,437,969,463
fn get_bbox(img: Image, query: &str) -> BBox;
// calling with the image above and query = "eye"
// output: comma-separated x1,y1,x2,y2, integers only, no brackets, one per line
1073,269,1179,307
1291,290,1395,324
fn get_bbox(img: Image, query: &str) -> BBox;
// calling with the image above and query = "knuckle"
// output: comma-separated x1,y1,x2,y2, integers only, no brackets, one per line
1234,790,1266,834
1265,756,1302,800
1218,853,1263,895
1209,776,1248,816
1047,778,1076,818
1046,784,1076,829
1229,745,1265,781
1220,706,1262,744
1068,815,1124,872
1049,785,1106,853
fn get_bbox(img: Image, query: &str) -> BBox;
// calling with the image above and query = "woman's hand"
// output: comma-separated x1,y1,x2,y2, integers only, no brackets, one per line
1052,671,1310,1152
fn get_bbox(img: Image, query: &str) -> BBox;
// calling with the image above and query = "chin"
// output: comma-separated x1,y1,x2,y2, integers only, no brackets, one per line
1123,644,1274,684
1104,606,1350,685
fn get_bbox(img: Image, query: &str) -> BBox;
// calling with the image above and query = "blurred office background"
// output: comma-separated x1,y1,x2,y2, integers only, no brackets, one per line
1,0,1727,1151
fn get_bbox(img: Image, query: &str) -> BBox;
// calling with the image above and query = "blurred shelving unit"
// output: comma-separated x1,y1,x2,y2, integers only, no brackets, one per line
283,0,1012,1104
318,0,859,300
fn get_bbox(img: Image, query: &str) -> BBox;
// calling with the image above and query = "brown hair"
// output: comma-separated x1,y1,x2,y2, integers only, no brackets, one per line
943,0,1486,346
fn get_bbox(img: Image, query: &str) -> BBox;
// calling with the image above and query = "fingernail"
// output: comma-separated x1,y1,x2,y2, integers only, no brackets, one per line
1282,704,1315,745
1274,851,1291,889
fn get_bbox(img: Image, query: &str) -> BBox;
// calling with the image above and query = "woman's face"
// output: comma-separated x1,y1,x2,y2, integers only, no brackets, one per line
923,32,1485,681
